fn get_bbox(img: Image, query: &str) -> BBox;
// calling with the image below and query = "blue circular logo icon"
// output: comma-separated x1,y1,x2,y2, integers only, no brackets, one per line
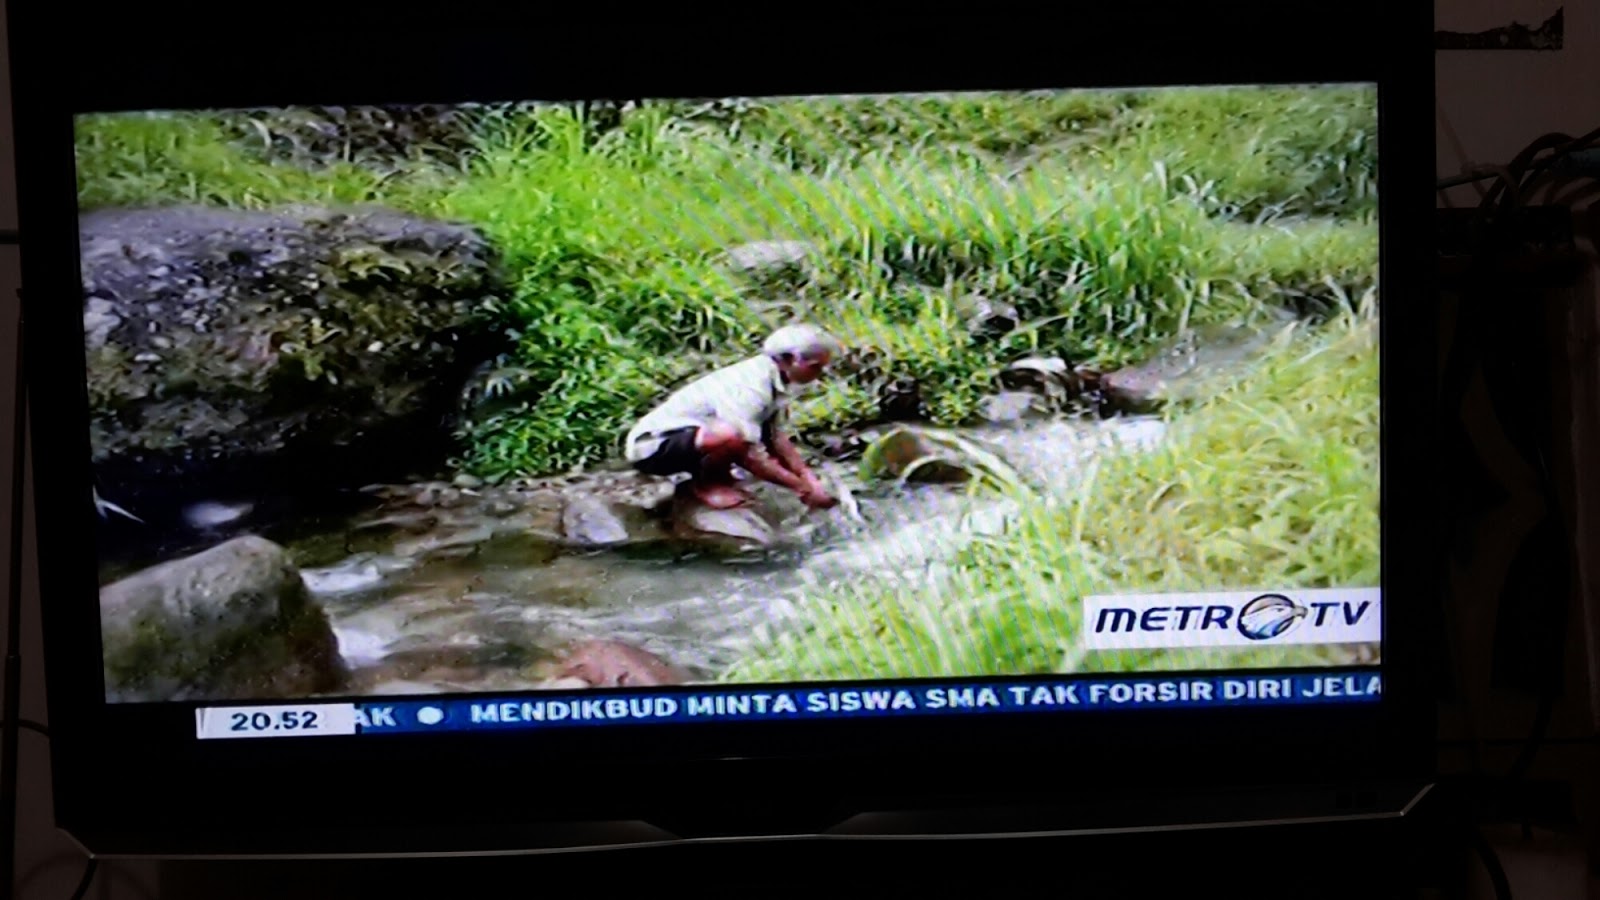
1237,594,1308,641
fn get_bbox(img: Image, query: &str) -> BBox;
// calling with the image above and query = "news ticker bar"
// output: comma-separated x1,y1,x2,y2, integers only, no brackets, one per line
196,670,1382,740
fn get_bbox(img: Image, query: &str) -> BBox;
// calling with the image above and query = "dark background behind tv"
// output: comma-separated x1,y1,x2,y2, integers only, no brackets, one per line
1,3,1596,897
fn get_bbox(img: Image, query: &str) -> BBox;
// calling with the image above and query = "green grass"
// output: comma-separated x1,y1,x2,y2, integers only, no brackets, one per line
74,113,403,209
74,85,1378,481
719,294,1379,682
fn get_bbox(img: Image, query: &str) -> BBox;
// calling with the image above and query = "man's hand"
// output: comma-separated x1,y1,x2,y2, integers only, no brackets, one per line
736,445,813,496
800,485,838,510
765,428,836,509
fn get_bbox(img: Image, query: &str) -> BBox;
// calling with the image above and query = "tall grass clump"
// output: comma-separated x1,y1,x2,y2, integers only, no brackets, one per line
1112,84,1377,222
673,90,1141,170
720,294,1379,683
73,112,415,210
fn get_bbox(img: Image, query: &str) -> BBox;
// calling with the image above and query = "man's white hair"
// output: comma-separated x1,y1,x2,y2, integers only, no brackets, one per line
763,323,842,361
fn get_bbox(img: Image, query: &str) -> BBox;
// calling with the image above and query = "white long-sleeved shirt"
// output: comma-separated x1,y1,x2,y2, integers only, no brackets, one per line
624,354,790,462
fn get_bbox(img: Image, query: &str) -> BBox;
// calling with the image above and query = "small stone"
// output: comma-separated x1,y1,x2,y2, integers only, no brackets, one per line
998,357,1076,404
878,377,924,422
979,391,1045,424
540,676,593,691
1097,369,1167,415
818,433,867,460
725,240,816,272
560,495,635,548
958,293,1019,337
1001,356,1069,383
556,640,690,688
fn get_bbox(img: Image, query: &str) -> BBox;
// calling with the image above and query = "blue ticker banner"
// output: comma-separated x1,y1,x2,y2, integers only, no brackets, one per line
196,671,1381,740
354,671,1380,735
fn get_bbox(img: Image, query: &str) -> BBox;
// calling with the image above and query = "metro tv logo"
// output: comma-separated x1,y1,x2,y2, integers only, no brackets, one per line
1080,588,1381,650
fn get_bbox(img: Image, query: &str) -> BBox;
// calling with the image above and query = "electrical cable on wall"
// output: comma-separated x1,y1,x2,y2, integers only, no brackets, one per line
1437,121,1599,722
1434,123,1599,898
1437,126,1600,193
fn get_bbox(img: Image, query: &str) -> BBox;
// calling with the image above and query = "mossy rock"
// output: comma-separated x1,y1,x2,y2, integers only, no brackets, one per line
80,204,513,528
859,425,1029,492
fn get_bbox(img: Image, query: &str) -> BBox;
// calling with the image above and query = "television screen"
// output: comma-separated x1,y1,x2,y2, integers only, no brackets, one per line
73,83,1383,741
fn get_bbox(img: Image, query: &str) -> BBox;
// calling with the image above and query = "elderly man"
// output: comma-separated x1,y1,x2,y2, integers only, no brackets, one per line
625,323,842,511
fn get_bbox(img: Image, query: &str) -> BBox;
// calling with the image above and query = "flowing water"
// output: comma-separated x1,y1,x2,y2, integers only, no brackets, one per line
296,415,1169,695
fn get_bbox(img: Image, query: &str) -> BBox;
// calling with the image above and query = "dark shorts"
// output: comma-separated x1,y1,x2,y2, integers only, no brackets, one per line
631,427,704,477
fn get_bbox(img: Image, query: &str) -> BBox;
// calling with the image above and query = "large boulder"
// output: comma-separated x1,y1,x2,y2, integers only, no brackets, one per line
79,205,511,535
100,535,349,703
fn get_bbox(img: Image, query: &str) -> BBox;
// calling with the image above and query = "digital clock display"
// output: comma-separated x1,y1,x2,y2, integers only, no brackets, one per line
195,704,359,739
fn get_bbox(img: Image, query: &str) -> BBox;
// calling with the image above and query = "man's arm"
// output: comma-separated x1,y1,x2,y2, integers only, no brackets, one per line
764,430,836,509
748,414,836,509
765,428,823,491
736,443,813,494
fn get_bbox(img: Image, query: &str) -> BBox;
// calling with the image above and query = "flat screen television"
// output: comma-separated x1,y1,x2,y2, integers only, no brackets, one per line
9,5,1438,857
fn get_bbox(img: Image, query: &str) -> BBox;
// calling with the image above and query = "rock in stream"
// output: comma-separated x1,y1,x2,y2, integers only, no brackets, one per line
100,535,348,703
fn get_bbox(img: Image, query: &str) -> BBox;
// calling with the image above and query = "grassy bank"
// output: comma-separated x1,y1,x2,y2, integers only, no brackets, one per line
720,294,1380,682
74,86,1377,482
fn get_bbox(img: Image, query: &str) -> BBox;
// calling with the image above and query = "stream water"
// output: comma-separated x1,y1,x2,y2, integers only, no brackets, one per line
294,415,1169,695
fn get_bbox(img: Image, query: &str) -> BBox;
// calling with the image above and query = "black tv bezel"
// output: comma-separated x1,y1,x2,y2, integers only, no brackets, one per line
9,5,1438,855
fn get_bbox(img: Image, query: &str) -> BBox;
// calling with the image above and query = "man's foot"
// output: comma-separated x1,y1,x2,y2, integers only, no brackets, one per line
691,481,753,510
